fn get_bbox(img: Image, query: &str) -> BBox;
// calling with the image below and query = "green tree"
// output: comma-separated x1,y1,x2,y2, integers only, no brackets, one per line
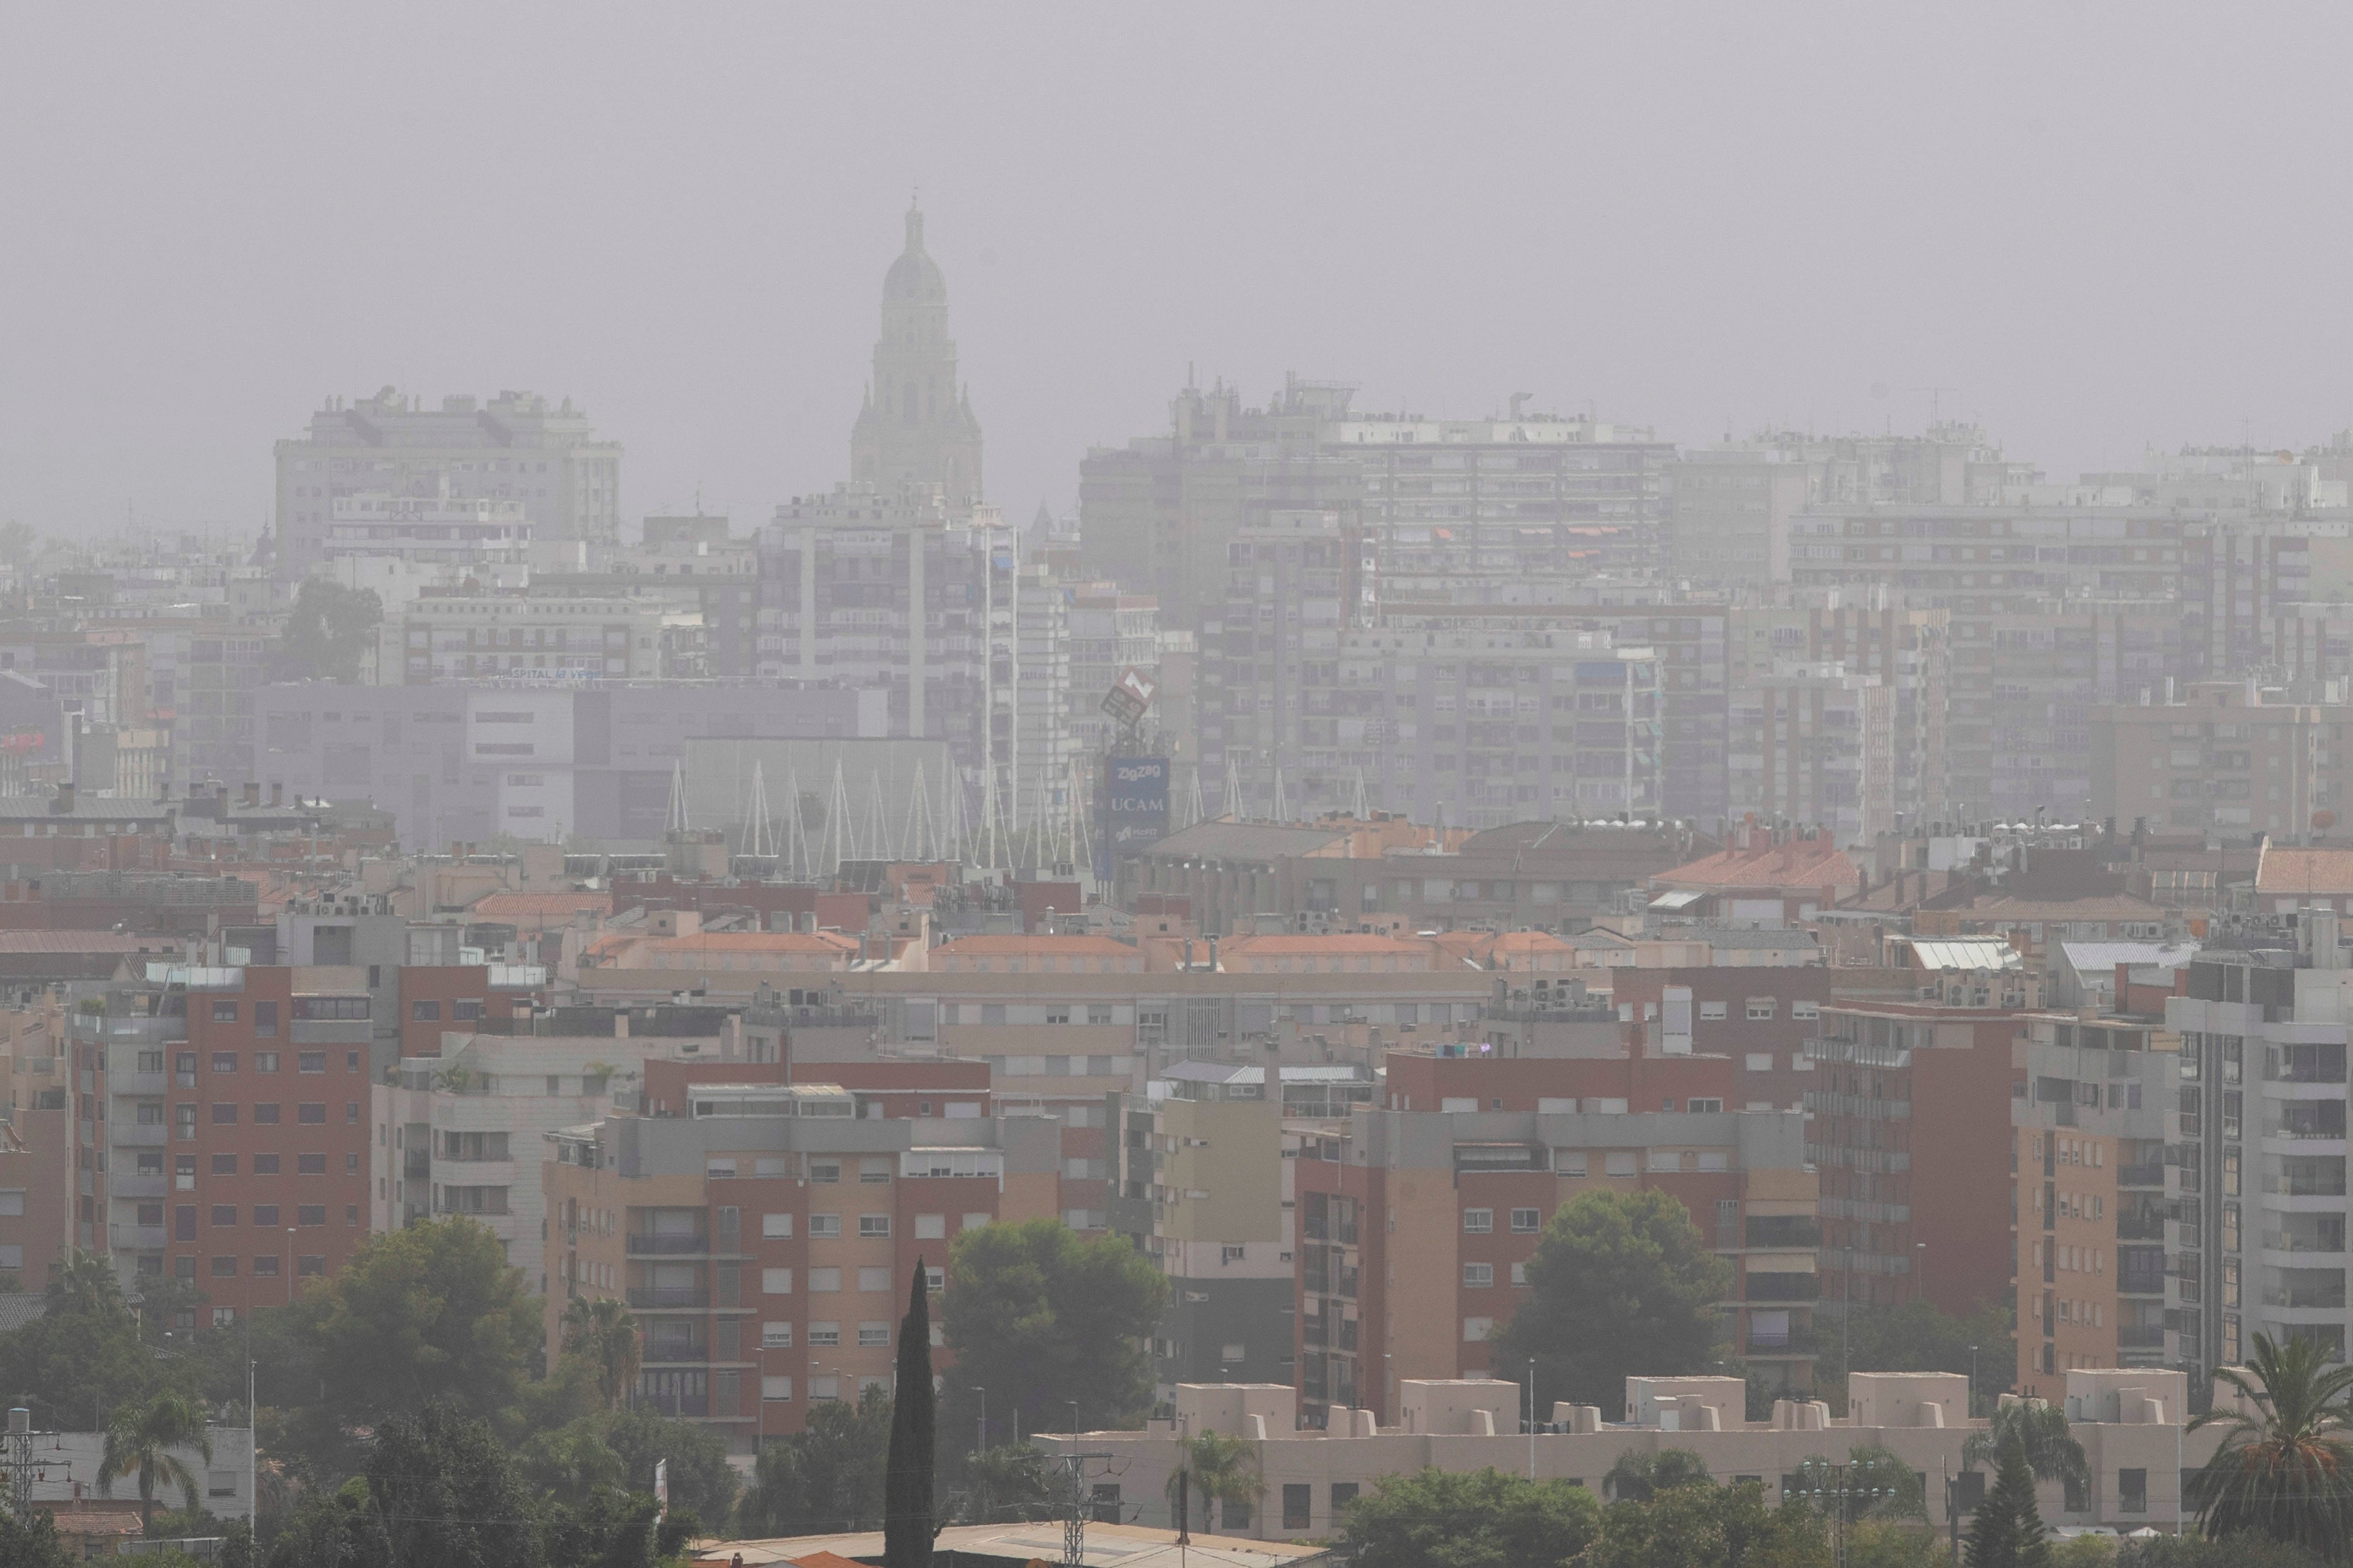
542,1485,661,1568
1167,1429,1262,1536
562,1295,643,1413
1964,1439,2051,1568
271,579,383,684
1585,1479,1829,1568
938,1218,1166,1440
1600,1448,1713,1502
1820,1301,2015,1417
2187,1330,2353,1556
1962,1401,2088,1501
954,1444,1059,1524
365,1401,543,1568
293,1218,542,1428
1846,1521,1952,1568
598,1404,738,1523
0,1502,74,1567
736,1384,893,1536
2114,1534,2332,1567
98,1389,214,1534
1339,1467,1602,1568
1489,1189,1731,1413
884,1265,936,1568
0,1249,184,1431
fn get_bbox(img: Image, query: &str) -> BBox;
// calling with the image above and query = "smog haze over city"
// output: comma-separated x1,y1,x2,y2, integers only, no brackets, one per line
5,6,2352,531
4,9,2353,1567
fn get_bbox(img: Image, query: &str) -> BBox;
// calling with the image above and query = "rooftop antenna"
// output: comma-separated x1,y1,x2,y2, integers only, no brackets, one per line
1351,767,1369,819
743,757,775,861
664,757,691,836
1222,752,1244,821
1272,766,1289,823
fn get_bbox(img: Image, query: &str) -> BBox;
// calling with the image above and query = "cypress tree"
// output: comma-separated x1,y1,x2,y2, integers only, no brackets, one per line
1965,1436,2051,1568
885,1256,936,1568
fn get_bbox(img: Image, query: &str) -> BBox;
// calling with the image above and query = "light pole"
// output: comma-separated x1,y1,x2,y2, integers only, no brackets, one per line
971,1386,988,1454
1916,1241,1928,1308
1068,1399,1081,1436
285,1227,297,1307
1967,1344,1978,1418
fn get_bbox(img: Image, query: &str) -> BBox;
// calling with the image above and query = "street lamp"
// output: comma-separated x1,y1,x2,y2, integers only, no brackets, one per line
971,1386,988,1454
1916,1242,1928,1307
1967,1344,1979,1417
1069,1399,1081,1436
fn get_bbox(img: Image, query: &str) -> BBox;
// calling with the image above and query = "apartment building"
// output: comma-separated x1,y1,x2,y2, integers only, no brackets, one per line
1666,446,1812,582
374,1024,712,1289
87,966,373,1321
1726,663,1893,846
275,387,623,574
1041,1369,2212,1541
1730,593,1949,827
540,1063,1067,1451
2166,920,2353,1390
1372,588,1731,825
2089,679,2326,839
1809,983,2050,1319
753,483,1006,775
1292,1060,1814,1426
0,997,73,1283
1108,1062,1293,1398
1202,509,1370,821
2013,1013,2174,1399
324,489,531,578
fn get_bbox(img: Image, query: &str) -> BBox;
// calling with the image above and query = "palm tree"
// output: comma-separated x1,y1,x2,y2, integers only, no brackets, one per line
46,1248,126,1318
1167,1429,1261,1536
98,1391,213,1535
2188,1330,2353,1554
562,1294,642,1411
1962,1398,2088,1499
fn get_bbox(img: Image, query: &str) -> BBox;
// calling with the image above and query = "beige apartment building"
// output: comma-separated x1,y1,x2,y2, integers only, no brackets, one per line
2090,678,2328,839
1039,1370,2215,1540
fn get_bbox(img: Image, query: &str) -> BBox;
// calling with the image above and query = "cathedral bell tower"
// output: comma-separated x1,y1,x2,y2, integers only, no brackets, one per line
851,202,984,508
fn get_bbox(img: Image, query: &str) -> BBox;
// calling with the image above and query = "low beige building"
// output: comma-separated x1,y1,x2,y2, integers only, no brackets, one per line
1038,1370,2217,1541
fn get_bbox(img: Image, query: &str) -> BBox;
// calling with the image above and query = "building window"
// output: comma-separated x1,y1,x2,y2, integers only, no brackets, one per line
1510,1208,1540,1233
211,1053,237,1073
254,1205,279,1226
761,1213,793,1239
857,1267,892,1292
412,1002,442,1022
1746,999,1776,1020
211,1104,238,1125
211,1256,237,1277
761,1269,794,1295
254,1052,278,1072
914,1215,946,1240
761,1376,793,1401
2118,1468,2147,1514
859,1215,891,1238
211,1206,236,1227
212,1002,237,1022
1282,1484,1312,1532
298,1205,326,1226
809,1215,840,1238
1463,1263,1494,1288
808,1268,841,1292
210,1155,237,1176
254,1154,279,1175
1463,1208,1493,1234
297,1103,325,1124
254,1002,277,1038
299,1053,327,1073
808,1322,841,1347
254,1104,280,1124
858,1323,891,1347
763,1322,792,1348
809,1161,840,1183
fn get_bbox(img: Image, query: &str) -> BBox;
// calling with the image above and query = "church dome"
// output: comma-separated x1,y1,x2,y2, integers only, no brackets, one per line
886,205,947,303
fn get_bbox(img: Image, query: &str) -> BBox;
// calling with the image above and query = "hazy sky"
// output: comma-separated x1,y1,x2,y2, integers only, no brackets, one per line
4,5,2351,541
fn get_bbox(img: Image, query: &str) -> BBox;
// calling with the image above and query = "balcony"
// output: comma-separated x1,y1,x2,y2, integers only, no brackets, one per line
107,1223,166,1251
290,1018,372,1046
2116,1163,2166,1188
113,1072,167,1097
628,1288,710,1310
2116,1326,2167,1349
1745,1272,1823,1302
114,1125,167,1147
1745,1326,1820,1357
111,1174,165,1198
628,1234,712,1256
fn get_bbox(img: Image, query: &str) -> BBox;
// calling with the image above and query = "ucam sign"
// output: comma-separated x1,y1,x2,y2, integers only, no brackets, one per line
1097,756,1169,879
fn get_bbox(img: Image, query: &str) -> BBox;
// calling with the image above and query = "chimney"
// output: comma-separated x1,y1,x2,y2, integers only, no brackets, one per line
1207,935,1219,970
243,781,260,807
49,781,72,816
271,782,283,807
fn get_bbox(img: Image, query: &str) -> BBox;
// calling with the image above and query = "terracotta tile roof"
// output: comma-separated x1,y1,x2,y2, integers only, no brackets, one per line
2256,846,2353,897
930,934,1137,957
1221,934,1431,957
650,932,861,954
471,890,615,919
1657,835,1857,890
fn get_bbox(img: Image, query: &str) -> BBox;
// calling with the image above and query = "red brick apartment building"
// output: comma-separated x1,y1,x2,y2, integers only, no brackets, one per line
1808,994,2046,1319
395,963,542,1057
1295,1050,1818,1426
543,1058,1074,1451
162,967,374,1320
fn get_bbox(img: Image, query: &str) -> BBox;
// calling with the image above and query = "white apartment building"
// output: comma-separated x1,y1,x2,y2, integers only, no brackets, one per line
276,388,622,574
390,591,664,684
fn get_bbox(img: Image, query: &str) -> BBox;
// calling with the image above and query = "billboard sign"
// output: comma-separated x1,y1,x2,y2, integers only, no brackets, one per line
1098,755,1169,879
1100,667,1158,730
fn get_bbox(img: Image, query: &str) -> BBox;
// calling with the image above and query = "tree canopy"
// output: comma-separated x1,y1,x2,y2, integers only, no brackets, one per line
2187,1331,2353,1556
1490,1188,1732,1411
271,579,382,683
291,1218,542,1428
0,1248,192,1431
1965,1437,2053,1568
938,1218,1167,1439
1340,1467,1602,1568
736,1384,894,1536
